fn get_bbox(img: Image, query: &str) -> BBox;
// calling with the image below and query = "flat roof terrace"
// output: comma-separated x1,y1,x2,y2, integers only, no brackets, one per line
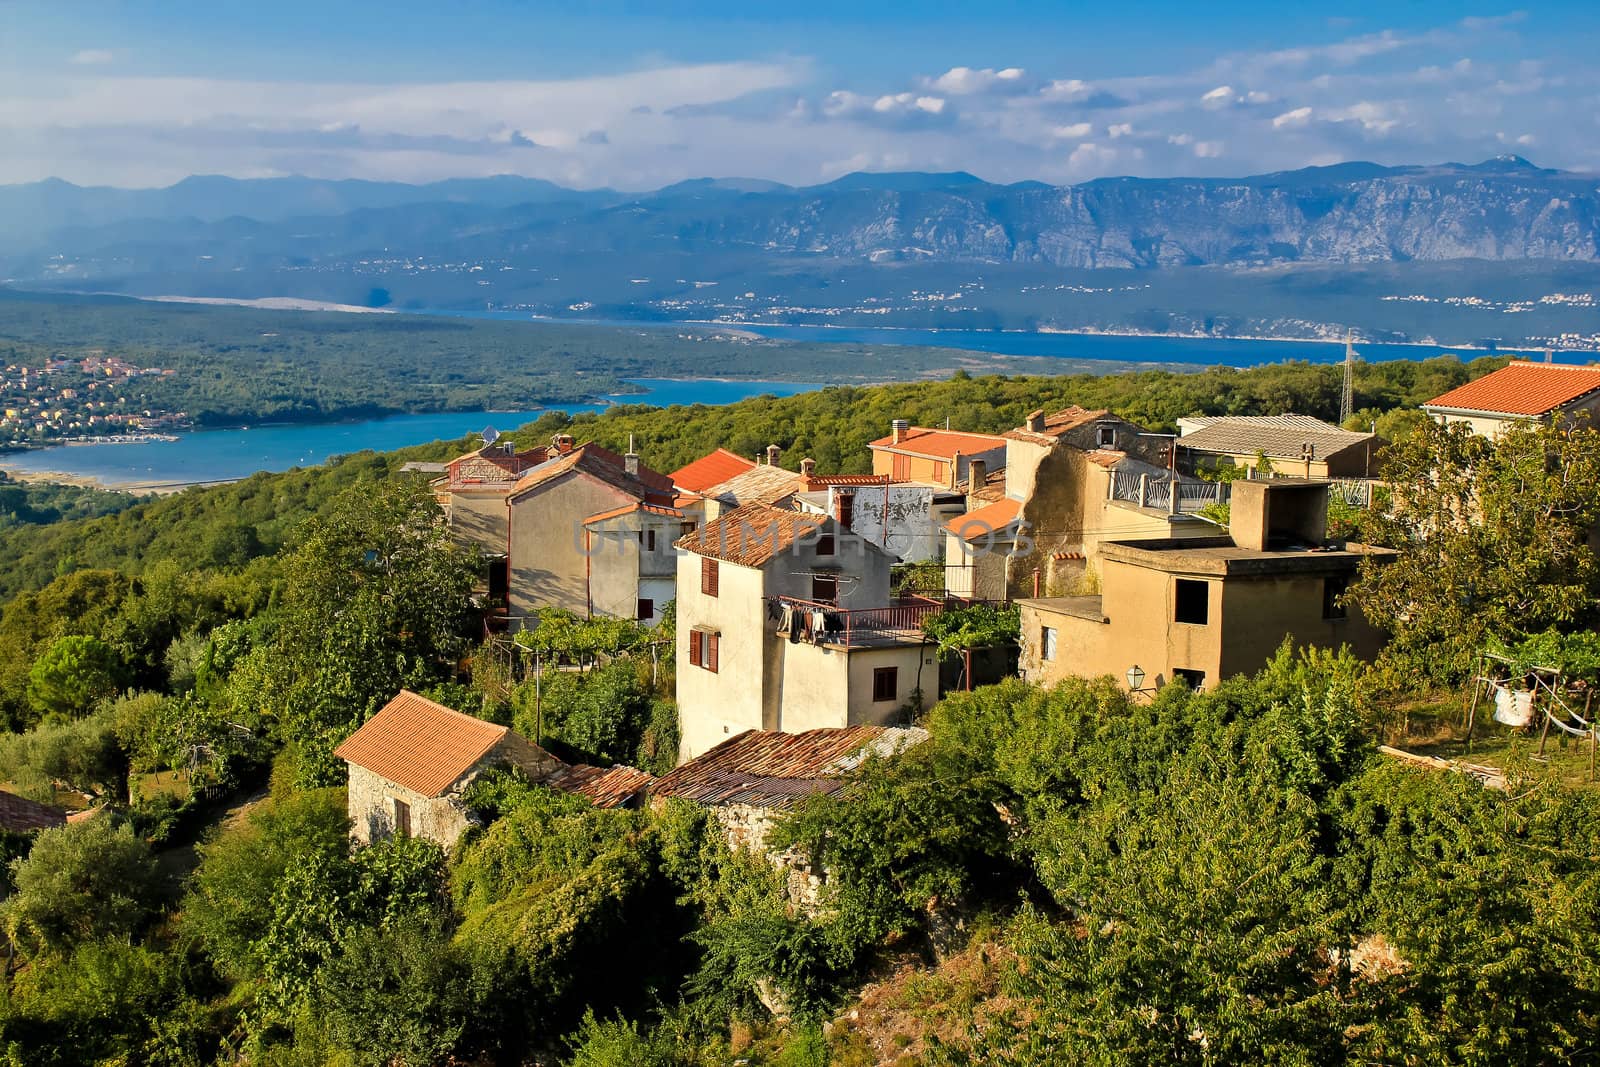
1100,536,1398,578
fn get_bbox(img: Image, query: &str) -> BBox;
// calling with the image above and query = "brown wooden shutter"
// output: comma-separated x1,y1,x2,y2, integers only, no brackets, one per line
689,631,702,667
707,632,719,673
701,556,719,597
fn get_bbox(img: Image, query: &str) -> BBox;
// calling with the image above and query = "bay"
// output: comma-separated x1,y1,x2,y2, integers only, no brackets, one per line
420,308,1592,367
0,378,819,491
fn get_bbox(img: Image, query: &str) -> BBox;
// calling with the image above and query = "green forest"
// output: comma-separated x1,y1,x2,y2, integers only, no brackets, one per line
2,355,1597,1064
0,289,1066,427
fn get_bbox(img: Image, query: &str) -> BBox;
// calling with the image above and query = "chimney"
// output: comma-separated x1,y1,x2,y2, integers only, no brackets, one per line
766,443,781,467
800,457,816,479
891,418,910,444
552,433,575,453
625,433,640,478
833,490,855,530
1026,409,1046,434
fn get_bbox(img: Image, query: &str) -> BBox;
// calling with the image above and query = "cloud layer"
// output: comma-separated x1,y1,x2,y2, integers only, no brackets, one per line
4,14,1596,188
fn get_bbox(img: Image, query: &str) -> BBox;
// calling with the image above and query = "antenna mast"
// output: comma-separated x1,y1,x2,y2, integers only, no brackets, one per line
1340,332,1356,425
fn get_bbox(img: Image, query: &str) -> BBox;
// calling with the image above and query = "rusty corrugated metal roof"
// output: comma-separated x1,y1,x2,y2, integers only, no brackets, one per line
0,790,67,833
1423,360,1600,417
651,726,926,810
546,764,656,808
333,690,512,798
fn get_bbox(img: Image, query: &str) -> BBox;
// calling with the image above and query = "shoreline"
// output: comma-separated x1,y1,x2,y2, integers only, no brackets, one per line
0,466,229,495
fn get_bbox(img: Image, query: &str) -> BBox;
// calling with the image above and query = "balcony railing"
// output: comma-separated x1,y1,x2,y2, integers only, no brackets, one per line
1108,471,1227,514
768,594,946,646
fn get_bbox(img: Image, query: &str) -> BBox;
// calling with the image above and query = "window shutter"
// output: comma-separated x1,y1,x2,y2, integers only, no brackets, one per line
707,632,720,673
702,557,719,597
689,632,702,667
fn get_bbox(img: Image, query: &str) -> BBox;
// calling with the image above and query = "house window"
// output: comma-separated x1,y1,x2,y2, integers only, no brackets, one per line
816,533,836,557
646,529,657,552
689,629,719,672
391,798,411,838
873,666,898,703
637,598,654,621
892,454,911,480
1097,423,1117,448
1041,626,1058,661
1174,579,1209,625
1323,575,1349,620
812,574,839,605
701,557,719,597
1173,668,1206,690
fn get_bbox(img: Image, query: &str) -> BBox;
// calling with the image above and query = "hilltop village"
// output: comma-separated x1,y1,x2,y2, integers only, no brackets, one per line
326,358,1600,843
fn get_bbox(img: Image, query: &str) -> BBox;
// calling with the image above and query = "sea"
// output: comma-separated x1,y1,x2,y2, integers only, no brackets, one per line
0,378,819,491
3,314,1589,491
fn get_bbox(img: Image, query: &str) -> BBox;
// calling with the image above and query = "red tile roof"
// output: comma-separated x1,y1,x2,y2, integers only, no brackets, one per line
868,427,1006,459
944,497,1023,541
508,444,674,502
546,764,656,808
0,790,67,833
1422,361,1600,417
333,691,520,798
675,502,829,568
651,726,925,810
703,465,807,506
671,448,756,492
584,501,688,525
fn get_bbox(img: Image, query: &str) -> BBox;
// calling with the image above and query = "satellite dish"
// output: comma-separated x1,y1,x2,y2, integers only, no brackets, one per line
482,426,500,446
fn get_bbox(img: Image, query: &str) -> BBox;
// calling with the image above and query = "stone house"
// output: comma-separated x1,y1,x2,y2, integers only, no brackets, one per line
335,690,565,849
1421,360,1600,438
944,406,1217,600
1015,480,1397,694
674,503,939,760
650,725,927,855
335,690,655,849
505,443,683,625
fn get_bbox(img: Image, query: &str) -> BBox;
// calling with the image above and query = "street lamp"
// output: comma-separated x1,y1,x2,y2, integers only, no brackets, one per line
1125,665,1146,691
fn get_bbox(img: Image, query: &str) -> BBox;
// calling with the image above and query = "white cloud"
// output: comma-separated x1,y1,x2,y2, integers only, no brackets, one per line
1272,106,1313,128
1202,85,1236,105
1108,122,1133,138
70,49,115,65
1193,140,1225,158
1167,133,1194,146
928,66,1027,95
1053,122,1093,139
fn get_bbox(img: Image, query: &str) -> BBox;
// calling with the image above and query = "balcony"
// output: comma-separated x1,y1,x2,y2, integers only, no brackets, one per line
768,595,947,648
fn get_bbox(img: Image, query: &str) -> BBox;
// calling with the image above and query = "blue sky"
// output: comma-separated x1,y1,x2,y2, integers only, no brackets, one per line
2,2,1596,188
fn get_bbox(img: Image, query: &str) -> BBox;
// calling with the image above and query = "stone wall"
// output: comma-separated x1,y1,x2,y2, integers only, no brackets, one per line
346,762,475,849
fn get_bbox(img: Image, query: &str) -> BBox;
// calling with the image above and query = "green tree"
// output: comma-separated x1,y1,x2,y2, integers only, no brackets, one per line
252,479,479,785
25,634,123,719
1352,417,1600,681
2,818,161,954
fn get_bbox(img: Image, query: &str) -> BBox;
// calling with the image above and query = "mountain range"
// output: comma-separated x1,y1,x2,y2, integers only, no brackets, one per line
3,157,1599,348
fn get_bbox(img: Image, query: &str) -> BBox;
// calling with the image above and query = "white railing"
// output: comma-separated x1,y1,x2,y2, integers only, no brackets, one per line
1108,471,1228,514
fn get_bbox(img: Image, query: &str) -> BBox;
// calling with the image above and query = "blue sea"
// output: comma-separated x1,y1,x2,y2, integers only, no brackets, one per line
0,378,818,490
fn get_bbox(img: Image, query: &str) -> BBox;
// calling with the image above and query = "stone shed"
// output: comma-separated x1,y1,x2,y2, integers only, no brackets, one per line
334,690,563,849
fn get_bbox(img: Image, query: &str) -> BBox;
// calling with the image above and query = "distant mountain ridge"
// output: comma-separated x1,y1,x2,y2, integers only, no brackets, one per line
4,157,1597,272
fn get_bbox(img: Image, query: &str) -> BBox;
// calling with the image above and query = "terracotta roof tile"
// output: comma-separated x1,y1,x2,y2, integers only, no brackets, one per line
546,764,656,808
675,502,828,567
671,448,757,492
1002,406,1115,443
508,444,673,502
584,501,688,525
0,790,67,833
868,427,1007,460
651,726,926,810
333,691,516,798
1422,361,1600,417
944,497,1022,541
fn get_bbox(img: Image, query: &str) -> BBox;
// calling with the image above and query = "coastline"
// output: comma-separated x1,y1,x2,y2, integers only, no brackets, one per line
0,465,221,495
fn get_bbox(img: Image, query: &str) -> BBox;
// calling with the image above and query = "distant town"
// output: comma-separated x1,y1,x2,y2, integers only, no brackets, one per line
0,351,186,448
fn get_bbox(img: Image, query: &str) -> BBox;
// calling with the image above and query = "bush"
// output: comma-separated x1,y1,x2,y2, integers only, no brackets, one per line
2,818,161,954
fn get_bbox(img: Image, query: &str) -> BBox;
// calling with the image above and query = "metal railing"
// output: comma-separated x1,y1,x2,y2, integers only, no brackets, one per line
1108,471,1228,514
769,594,943,646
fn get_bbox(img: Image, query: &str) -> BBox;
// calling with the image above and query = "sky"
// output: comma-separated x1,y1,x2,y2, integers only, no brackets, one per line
2,1,1597,189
